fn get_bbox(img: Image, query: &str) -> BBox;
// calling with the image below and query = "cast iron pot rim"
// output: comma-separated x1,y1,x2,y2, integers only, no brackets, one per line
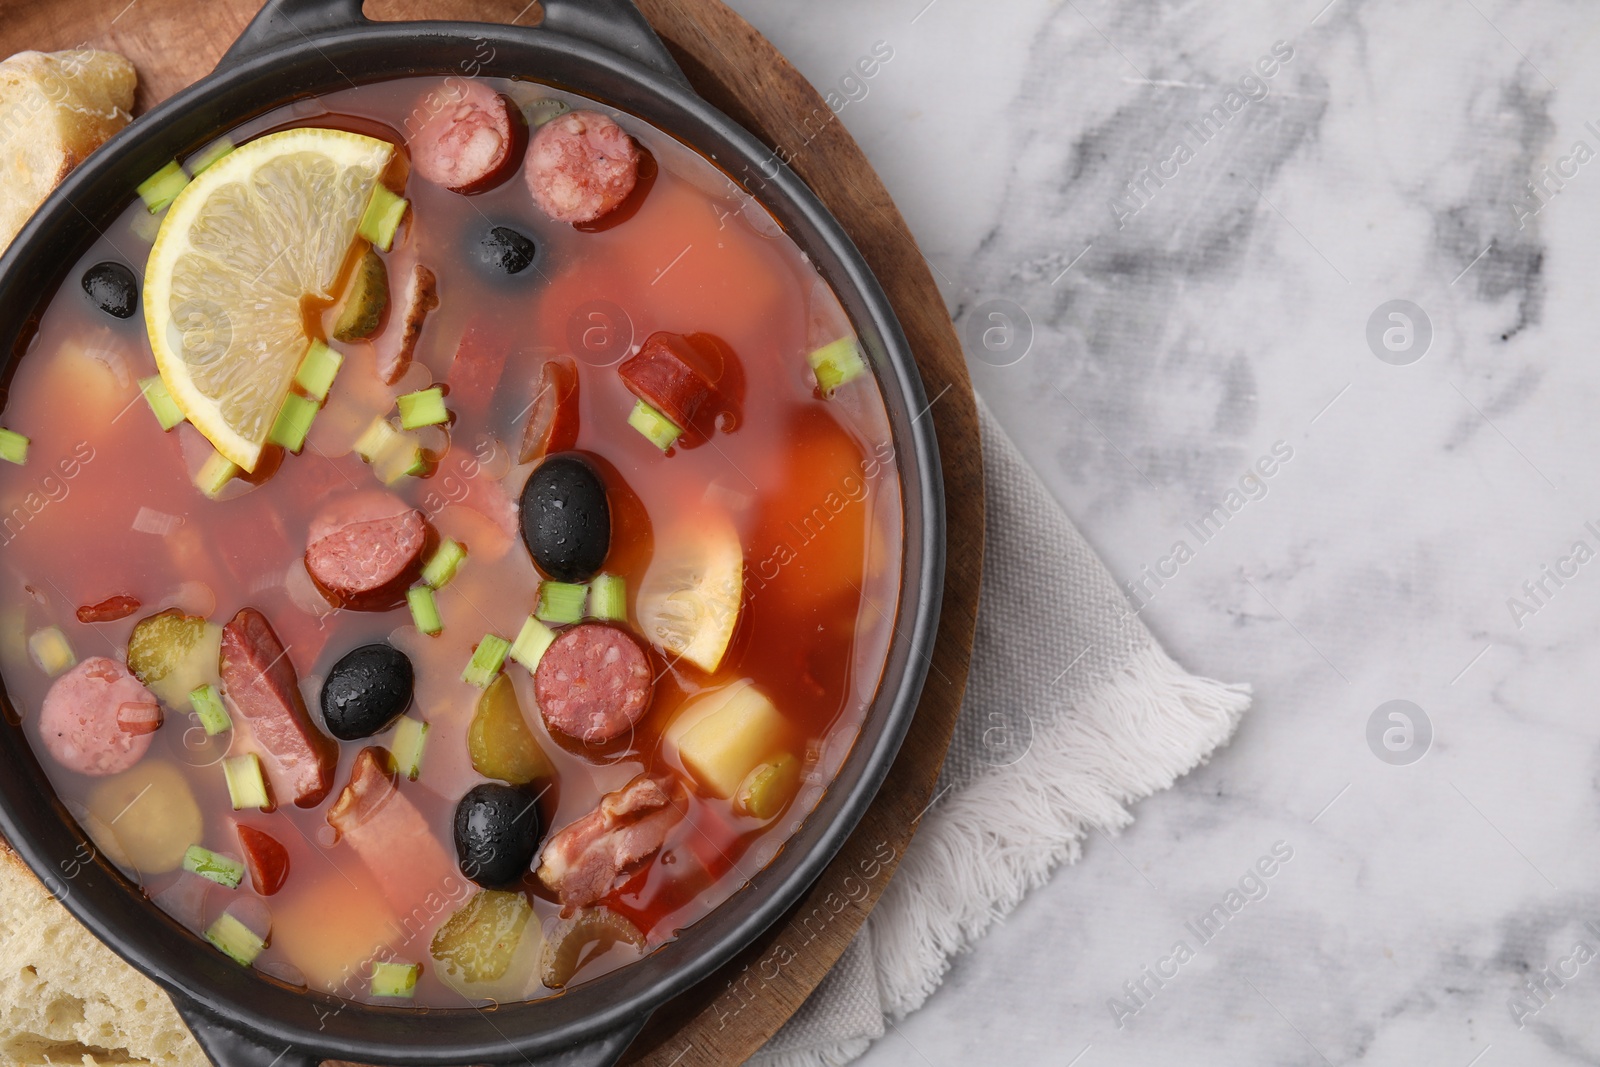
0,9,944,1065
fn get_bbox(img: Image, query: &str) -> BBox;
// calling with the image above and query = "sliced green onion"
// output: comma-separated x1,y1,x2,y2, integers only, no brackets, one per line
268,392,318,453
294,340,343,402
186,137,234,176
183,844,244,889
354,417,401,463
194,451,238,499
205,912,265,966
0,428,29,465
807,337,867,394
223,753,270,811
359,185,409,252
27,627,75,677
376,440,426,486
129,208,161,244
508,614,556,671
391,716,429,781
397,387,449,430
138,376,185,431
421,539,467,589
461,634,511,688
137,161,189,213
587,574,626,621
626,399,681,451
407,585,442,636
535,581,587,624
189,684,231,736
371,960,421,998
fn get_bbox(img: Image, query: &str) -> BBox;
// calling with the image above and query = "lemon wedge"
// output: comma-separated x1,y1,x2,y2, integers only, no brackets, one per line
637,513,744,673
143,128,395,472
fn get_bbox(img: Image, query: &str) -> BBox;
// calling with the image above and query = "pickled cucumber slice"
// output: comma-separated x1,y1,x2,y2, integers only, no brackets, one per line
126,609,223,708
468,675,554,785
332,248,388,341
430,889,532,984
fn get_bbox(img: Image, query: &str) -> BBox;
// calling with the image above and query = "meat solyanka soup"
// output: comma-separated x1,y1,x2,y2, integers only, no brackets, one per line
0,76,902,1006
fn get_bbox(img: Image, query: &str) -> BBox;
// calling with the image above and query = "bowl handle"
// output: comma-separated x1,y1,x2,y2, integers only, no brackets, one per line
218,0,688,88
173,992,650,1067
174,998,321,1067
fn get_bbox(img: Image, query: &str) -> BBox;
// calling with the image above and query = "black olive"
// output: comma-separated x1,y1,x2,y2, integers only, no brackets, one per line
519,452,610,583
81,262,138,319
454,783,541,888
474,226,537,275
319,643,414,741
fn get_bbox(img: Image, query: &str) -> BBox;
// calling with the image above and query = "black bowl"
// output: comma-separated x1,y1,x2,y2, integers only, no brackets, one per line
0,2,944,1064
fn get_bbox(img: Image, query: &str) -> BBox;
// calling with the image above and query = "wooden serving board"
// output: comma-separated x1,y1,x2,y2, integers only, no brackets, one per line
0,1,983,1062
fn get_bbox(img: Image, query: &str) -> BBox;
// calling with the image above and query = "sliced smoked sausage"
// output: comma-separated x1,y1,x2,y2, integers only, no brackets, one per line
618,333,718,429
409,80,520,194
524,111,641,225
305,491,429,611
219,608,338,808
534,623,653,744
38,657,158,776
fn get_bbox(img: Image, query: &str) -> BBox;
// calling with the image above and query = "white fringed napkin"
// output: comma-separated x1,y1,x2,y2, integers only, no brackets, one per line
752,397,1251,1065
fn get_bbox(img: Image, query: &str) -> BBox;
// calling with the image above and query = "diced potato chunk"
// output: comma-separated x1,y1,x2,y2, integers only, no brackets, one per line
86,761,202,876
671,682,787,799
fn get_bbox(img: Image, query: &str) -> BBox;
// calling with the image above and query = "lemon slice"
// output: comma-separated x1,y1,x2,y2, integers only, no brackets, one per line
638,514,744,673
144,128,395,471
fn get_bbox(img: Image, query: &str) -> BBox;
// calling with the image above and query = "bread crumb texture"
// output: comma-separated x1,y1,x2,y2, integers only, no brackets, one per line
0,845,205,1066
0,49,136,251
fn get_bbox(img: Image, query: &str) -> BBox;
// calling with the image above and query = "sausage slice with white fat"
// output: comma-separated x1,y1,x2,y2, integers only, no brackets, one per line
409,80,520,194
524,111,641,224
38,657,158,776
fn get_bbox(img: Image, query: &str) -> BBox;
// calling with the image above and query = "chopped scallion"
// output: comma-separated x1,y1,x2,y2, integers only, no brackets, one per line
536,581,587,625
354,417,401,463
194,451,237,499
407,585,442,636
370,960,421,998
205,912,265,966
421,539,467,589
138,376,185,431
808,337,867,394
0,427,28,465
376,440,426,486
222,753,270,811
391,716,429,781
186,137,235,176
189,684,231,735
359,185,409,251
461,634,511,688
182,844,244,889
397,386,449,429
268,392,318,453
27,626,75,677
587,573,626,621
137,161,189,213
626,398,681,451
293,340,343,402
508,614,556,671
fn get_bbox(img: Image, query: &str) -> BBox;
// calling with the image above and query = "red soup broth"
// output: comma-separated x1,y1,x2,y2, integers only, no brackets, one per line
0,77,902,1006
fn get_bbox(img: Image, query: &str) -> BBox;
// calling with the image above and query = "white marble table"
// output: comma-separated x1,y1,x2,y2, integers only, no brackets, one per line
725,0,1600,1063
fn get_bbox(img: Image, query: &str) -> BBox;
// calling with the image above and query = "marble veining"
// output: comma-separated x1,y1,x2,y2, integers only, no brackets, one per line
727,0,1600,1063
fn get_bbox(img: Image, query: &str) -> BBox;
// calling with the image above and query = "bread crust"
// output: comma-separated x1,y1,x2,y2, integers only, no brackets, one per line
0,49,136,251
0,843,206,1066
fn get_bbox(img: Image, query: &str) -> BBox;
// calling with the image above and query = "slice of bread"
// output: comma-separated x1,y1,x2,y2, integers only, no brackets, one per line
0,49,136,252
0,843,206,1066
